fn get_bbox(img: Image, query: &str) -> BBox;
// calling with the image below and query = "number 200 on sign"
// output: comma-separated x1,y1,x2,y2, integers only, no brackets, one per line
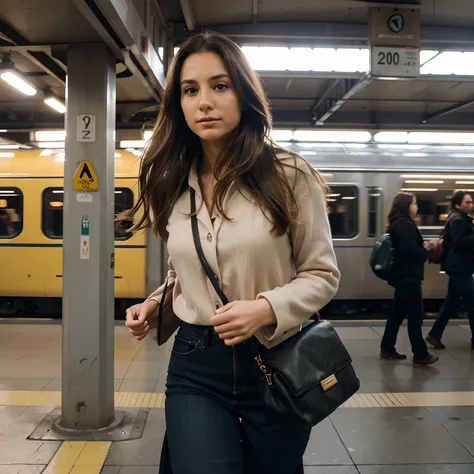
377,51,400,66
371,47,419,78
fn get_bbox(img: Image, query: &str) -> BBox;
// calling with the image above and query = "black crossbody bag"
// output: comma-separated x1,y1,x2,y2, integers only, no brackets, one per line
190,188,360,427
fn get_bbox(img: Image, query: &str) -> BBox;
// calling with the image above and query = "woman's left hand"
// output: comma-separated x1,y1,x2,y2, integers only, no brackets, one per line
210,299,277,346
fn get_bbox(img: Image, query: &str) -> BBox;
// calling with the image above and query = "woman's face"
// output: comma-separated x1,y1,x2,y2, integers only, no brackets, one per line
409,196,418,219
180,51,242,146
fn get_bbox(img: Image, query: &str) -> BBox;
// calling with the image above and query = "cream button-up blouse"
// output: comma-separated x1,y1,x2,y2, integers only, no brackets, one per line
146,152,340,349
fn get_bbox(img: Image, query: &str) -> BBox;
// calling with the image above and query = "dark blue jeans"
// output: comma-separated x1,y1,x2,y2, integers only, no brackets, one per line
164,322,311,474
429,274,474,341
380,279,429,360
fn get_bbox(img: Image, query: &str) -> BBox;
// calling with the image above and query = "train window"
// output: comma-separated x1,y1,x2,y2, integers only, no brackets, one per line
367,187,381,238
0,187,23,238
42,187,134,240
409,193,451,238
400,189,454,238
114,188,134,240
42,188,64,239
327,186,358,238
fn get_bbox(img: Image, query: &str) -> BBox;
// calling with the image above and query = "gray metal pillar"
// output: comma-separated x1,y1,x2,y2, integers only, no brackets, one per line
146,28,173,294
60,44,116,431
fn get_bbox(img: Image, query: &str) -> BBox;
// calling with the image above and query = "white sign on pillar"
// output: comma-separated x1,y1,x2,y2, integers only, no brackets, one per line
369,7,420,79
77,114,96,142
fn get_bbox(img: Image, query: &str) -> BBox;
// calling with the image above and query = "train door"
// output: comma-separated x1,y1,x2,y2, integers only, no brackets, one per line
358,173,393,301
327,172,364,302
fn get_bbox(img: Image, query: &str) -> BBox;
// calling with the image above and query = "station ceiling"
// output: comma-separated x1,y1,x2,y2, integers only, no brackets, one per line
1,0,474,149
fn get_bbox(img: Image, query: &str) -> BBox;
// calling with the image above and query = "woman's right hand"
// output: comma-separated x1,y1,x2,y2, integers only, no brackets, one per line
125,299,159,341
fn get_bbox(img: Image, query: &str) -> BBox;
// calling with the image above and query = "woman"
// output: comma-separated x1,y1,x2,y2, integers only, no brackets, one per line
380,192,439,365
123,31,340,474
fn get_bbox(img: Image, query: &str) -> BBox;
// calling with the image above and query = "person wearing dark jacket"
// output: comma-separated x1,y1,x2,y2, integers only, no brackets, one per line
427,190,474,349
380,192,439,365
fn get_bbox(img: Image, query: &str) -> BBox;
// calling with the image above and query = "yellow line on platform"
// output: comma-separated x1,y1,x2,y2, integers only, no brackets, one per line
2,389,474,409
0,390,166,408
42,441,111,474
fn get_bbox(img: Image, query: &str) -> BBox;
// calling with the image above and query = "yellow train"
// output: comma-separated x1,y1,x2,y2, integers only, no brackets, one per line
0,149,146,317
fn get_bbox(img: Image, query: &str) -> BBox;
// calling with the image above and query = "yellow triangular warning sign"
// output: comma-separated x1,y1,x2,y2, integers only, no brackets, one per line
73,160,99,191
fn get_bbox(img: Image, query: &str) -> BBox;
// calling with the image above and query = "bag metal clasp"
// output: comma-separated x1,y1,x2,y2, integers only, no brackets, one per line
321,374,338,392
255,354,273,386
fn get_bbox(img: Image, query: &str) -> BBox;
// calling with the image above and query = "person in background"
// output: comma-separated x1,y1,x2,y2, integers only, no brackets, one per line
380,192,439,365
427,190,474,350
0,209,13,237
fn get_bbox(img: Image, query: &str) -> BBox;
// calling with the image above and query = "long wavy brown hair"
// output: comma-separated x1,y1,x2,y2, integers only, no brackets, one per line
123,31,327,239
386,192,415,232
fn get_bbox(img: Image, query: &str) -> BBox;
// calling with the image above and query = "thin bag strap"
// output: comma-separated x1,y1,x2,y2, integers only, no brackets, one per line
156,277,169,341
190,187,229,306
190,187,260,353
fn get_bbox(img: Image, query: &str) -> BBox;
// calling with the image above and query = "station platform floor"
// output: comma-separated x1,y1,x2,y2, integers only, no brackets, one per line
1,318,474,473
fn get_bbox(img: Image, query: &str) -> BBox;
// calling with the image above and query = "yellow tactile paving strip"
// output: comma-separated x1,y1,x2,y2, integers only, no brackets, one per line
2,390,474,409
0,390,166,408
41,441,111,474
342,391,474,408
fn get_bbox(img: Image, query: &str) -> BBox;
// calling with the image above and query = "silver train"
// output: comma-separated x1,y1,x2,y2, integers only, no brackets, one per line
299,143,474,315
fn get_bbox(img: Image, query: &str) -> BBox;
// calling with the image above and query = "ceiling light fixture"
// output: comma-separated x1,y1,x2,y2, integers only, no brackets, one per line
401,174,474,180
120,140,146,148
374,131,408,143
408,132,474,144
0,53,38,96
401,188,438,192
37,142,65,149
34,130,66,142
293,130,371,143
1,71,37,96
44,95,66,114
271,130,293,141
405,180,444,184
143,130,153,141
0,144,20,149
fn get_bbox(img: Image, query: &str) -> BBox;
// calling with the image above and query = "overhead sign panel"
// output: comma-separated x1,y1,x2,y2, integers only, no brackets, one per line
369,7,420,79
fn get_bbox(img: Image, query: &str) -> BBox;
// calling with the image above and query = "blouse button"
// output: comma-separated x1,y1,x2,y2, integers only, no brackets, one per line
207,233,212,242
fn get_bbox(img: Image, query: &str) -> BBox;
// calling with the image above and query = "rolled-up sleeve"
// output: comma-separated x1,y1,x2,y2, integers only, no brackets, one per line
256,163,340,342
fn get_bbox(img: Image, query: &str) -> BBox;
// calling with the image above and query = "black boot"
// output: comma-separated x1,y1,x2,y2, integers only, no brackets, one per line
380,350,407,360
413,353,439,365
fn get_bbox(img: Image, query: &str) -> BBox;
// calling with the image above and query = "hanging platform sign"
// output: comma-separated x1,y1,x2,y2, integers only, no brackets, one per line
369,7,420,79
73,160,99,191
